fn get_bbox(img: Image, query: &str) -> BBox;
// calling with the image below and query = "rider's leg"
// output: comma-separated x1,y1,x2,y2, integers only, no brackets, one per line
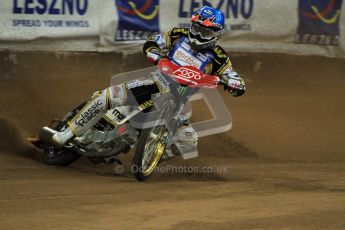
52,84,127,146
174,122,198,157
164,117,198,160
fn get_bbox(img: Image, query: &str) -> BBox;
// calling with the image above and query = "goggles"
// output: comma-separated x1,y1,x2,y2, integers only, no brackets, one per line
190,22,222,40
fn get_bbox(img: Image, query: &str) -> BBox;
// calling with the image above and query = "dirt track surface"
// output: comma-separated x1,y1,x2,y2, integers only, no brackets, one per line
0,51,345,229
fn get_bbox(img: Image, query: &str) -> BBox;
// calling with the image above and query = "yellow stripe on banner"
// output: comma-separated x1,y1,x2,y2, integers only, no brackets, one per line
311,6,340,24
128,1,159,21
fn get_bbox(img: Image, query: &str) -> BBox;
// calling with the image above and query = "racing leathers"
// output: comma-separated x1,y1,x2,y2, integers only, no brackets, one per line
144,27,246,97
52,27,246,159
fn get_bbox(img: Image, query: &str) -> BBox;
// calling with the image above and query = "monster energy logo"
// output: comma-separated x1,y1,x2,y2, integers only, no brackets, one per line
177,86,187,95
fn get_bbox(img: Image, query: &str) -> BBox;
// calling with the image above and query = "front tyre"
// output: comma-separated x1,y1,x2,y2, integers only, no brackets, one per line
132,126,167,181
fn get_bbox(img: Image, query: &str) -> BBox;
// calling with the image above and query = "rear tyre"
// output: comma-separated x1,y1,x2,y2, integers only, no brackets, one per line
42,102,86,166
43,143,80,166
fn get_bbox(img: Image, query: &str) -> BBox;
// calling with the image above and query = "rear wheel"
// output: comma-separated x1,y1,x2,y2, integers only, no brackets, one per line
42,102,86,166
43,143,80,166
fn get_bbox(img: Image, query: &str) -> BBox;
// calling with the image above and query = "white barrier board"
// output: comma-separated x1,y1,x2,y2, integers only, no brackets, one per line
0,0,344,58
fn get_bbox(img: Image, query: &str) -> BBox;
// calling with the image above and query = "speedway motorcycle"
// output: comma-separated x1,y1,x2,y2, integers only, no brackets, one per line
30,58,228,181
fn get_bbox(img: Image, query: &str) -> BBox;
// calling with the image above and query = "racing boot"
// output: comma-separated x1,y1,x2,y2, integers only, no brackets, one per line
51,128,74,147
51,86,126,146
173,123,198,159
162,121,198,160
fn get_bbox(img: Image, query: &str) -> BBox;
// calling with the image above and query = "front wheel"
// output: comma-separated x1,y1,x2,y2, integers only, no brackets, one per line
132,125,167,181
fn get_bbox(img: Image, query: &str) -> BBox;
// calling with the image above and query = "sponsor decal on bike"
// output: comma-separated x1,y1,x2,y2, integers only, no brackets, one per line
115,0,160,41
103,108,127,126
173,67,202,83
295,0,343,46
112,109,126,121
125,79,155,89
177,85,188,95
74,99,103,127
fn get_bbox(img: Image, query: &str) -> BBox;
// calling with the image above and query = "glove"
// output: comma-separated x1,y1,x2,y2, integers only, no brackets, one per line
222,71,246,97
159,48,170,57
146,48,169,64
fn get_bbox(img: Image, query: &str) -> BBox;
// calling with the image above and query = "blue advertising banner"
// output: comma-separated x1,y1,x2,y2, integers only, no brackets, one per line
115,0,160,41
296,0,343,45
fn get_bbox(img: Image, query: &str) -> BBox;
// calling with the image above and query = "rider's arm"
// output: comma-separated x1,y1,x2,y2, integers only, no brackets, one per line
143,33,168,64
210,46,246,97
143,28,189,64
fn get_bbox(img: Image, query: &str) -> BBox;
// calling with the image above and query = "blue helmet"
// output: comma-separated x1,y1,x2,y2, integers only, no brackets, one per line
189,6,225,49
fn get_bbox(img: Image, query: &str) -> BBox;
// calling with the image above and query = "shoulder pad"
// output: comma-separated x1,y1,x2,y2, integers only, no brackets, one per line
209,45,232,75
165,27,189,48
169,27,189,36
211,45,228,59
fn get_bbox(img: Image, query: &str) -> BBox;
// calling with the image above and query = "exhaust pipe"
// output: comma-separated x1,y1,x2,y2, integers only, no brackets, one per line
39,127,57,144
39,127,130,158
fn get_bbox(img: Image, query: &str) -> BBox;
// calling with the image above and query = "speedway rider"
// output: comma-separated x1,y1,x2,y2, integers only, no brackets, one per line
51,6,246,157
